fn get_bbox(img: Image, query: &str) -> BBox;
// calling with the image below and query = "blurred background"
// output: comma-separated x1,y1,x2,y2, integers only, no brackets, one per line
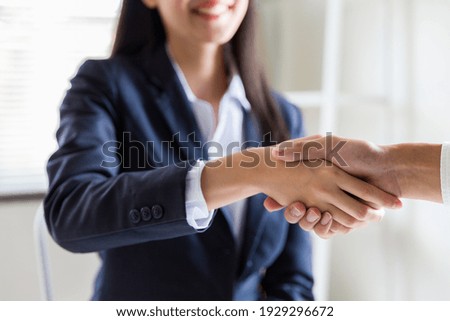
1,0,450,300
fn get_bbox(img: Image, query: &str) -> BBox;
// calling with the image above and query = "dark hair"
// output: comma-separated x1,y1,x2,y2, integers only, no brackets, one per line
112,0,289,143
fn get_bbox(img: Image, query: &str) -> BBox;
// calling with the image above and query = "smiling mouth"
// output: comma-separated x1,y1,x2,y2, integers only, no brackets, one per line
192,1,236,20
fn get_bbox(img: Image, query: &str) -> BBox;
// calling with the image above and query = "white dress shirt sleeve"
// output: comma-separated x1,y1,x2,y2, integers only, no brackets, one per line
441,143,450,206
185,161,216,230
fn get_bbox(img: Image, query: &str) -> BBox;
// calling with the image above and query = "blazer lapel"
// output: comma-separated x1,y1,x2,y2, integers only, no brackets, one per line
140,44,208,161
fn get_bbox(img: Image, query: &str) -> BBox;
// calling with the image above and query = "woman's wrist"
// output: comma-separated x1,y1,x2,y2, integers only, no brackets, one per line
245,147,278,194
200,147,269,210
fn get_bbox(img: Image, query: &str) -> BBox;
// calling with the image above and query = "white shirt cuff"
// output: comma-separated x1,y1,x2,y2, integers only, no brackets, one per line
185,161,215,230
441,143,450,206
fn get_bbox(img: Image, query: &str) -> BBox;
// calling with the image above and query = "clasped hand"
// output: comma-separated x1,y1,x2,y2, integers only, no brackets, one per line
263,135,403,239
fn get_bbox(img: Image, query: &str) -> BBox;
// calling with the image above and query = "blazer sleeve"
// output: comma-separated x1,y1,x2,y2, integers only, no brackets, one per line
44,60,197,253
261,98,314,300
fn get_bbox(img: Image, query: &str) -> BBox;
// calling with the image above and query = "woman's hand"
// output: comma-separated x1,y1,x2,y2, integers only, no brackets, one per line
264,198,336,238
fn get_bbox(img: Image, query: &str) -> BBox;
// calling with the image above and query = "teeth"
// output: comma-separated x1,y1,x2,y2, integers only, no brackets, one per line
196,4,228,16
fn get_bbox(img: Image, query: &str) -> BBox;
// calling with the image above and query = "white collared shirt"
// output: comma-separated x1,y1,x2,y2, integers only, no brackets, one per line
167,48,251,245
441,143,450,206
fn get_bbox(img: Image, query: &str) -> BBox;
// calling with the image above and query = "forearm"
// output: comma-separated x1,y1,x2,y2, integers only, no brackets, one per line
386,143,442,202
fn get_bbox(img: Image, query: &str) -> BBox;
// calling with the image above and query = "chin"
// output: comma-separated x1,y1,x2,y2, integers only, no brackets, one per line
195,22,241,45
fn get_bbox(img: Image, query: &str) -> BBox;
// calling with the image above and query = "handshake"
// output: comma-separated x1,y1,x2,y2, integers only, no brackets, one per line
261,134,442,239
201,134,442,239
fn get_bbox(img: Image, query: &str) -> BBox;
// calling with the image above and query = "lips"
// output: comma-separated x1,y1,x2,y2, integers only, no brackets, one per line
197,4,229,16
192,0,236,19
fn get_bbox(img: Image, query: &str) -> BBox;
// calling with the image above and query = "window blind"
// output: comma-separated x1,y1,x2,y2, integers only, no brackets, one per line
0,0,120,196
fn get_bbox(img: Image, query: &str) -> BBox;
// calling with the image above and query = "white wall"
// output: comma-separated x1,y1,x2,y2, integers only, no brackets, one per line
0,200,99,300
261,0,450,300
332,0,450,300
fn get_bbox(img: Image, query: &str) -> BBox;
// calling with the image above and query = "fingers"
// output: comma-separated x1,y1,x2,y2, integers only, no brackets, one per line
312,212,335,239
284,203,363,236
294,207,369,238
329,189,386,225
263,196,284,212
297,210,343,239
298,208,322,231
282,204,336,240
338,173,402,210
283,202,307,224
327,202,380,229
272,135,325,161
286,206,334,239
330,220,354,234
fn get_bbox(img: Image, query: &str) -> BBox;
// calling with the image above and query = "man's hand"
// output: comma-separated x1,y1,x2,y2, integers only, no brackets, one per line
265,134,404,238
273,134,403,197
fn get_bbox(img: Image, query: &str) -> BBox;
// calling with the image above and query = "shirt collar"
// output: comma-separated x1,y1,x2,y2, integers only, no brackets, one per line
166,44,251,111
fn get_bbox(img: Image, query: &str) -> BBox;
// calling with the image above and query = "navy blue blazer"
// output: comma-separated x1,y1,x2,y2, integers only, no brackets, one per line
44,44,314,301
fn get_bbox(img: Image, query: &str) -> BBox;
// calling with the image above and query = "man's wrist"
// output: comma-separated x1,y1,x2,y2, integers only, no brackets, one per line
386,143,442,202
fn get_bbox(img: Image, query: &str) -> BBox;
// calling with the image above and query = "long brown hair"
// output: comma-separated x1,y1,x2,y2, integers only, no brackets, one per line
112,0,289,143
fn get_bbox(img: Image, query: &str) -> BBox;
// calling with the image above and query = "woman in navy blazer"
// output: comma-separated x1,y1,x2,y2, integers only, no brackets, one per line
45,0,396,300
